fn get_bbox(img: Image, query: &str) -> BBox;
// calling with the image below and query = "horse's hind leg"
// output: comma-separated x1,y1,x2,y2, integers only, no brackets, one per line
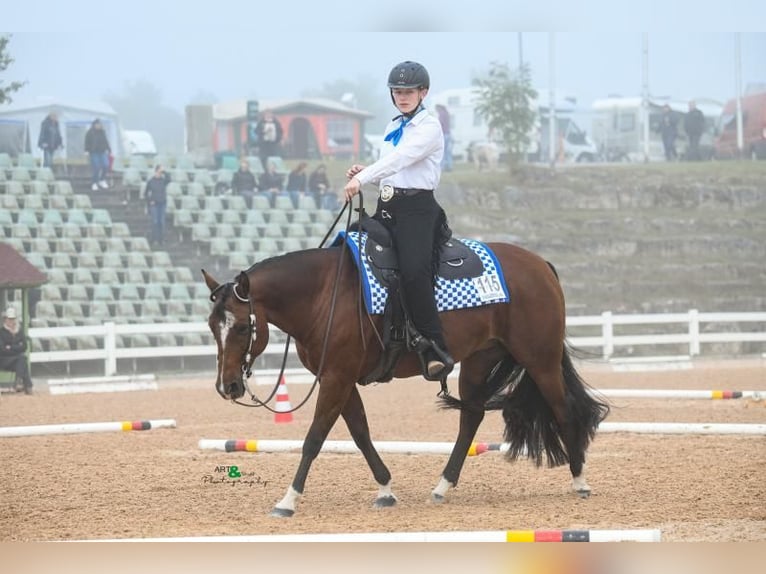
432,349,505,503
340,385,396,508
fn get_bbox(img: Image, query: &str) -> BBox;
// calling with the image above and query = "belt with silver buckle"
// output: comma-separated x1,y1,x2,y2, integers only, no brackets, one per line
379,185,431,202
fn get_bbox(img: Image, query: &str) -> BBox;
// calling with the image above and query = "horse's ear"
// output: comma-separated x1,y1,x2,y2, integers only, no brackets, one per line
235,270,250,294
201,269,220,293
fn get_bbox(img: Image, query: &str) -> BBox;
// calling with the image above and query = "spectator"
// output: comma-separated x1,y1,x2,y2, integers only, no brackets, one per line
38,112,63,169
231,158,258,207
658,104,678,161
435,104,453,171
84,118,111,191
255,111,283,170
257,159,285,207
144,165,171,247
286,161,308,207
684,100,706,161
0,306,32,395
308,163,336,210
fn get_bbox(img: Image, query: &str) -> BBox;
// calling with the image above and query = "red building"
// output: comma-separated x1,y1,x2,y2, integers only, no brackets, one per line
210,98,374,160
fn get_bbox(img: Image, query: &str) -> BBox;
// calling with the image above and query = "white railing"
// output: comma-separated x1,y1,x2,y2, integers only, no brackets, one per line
28,310,766,376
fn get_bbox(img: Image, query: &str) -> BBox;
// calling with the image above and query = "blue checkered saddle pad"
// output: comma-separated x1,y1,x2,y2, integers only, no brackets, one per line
334,231,510,315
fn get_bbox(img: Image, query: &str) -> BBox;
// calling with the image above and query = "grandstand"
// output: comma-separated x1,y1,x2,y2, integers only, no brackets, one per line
0,152,342,355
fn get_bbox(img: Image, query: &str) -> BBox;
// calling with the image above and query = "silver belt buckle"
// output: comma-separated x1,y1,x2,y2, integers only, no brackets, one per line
380,184,394,202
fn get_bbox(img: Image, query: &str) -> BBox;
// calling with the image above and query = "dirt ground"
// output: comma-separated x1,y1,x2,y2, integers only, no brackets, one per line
1,357,764,542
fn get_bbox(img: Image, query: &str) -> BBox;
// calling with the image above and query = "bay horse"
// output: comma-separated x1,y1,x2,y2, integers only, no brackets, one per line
202,238,609,517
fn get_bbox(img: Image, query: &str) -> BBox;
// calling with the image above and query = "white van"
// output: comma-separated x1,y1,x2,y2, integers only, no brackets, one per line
122,129,157,158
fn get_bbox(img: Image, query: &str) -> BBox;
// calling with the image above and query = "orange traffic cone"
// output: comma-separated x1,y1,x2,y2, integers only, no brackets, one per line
274,377,293,424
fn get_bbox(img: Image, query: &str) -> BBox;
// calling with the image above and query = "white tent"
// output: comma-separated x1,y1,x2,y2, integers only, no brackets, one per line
0,98,123,160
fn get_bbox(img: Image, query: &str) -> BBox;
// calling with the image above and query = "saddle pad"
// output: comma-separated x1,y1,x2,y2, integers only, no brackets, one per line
335,231,510,315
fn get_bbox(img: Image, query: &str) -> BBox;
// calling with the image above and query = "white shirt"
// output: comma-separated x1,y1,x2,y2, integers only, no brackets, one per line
355,108,444,191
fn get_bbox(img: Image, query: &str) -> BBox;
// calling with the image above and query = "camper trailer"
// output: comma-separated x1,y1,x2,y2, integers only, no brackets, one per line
428,87,599,164
591,96,723,162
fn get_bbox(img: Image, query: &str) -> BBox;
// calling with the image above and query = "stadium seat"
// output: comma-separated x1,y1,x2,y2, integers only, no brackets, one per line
54,181,74,196
203,196,224,212
197,210,218,226
297,194,318,210
258,238,280,254
172,267,194,283
130,237,151,253
280,237,303,252
168,283,190,301
34,167,54,182
114,301,139,320
127,155,149,172
125,268,147,284
72,267,94,284
191,223,212,242
101,252,123,269
165,300,188,321
45,267,68,284
28,181,49,198
119,283,142,301
152,251,172,267
87,224,108,240
41,284,63,302
244,210,266,226
274,195,294,210
80,237,102,254
88,300,111,322
45,195,68,210
67,209,89,226
186,182,205,198
74,335,100,350
290,210,312,224
108,222,130,238
180,196,200,211
251,194,271,210
59,300,84,319
11,167,31,182
91,209,113,226
194,169,214,189
261,223,284,238
60,222,83,239
72,194,92,210
223,195,247,211
285,223,307,238
232,237,254,253
77,251,99,269
266,210,289,225
209,238,230,256
4,181,25,196
245,156,264,175
148,267,169,284
16,209,38,226
143,283,167,301
169,169,188,184
97,267,121,284
0,152,11,168
214,169,233,185
139,299,162,320
165,182,184,200
104,237,127,253
40,209,64,227
189,300,209,320
9,224,33,240
267,156,288,174
190,282,210,300
228,252,250,270
215,224,236,240
92,284,115,302
0,195,18,211
54,237,78,255
66,284,89,302
121,168,143,189
173,209,193,227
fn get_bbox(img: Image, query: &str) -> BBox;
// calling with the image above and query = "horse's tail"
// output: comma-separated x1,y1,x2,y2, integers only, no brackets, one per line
498,344,609,467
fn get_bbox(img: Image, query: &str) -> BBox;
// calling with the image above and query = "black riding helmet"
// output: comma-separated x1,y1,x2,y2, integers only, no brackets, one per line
387,61,430,89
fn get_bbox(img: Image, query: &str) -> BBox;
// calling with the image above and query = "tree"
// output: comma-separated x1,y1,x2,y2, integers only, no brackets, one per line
0,34,26,105
473,62,537,166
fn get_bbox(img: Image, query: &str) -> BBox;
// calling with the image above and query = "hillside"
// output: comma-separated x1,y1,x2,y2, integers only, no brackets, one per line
430,161,766,314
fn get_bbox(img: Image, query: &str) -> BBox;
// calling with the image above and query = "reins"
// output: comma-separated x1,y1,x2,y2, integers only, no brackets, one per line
231,192,381,410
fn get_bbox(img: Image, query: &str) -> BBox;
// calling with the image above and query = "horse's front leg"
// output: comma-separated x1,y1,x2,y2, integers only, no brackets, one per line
340,385,396,508
270,380,353,517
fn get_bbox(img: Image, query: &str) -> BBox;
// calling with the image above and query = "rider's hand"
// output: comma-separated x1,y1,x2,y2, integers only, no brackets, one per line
343,177,361,202
345,164,365,180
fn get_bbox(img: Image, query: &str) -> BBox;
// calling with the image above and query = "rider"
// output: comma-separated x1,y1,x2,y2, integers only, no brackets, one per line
343,60,454,379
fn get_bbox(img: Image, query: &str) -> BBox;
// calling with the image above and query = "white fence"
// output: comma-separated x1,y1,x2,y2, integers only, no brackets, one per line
28,310,766,376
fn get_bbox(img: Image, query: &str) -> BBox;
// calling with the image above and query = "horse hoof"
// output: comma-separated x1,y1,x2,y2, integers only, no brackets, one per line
430,493,446,504
373,495,397,509
269,507,295,518
576,489,591,499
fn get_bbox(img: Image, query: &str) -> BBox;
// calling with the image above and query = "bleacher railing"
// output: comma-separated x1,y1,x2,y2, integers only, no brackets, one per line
29,310,766,376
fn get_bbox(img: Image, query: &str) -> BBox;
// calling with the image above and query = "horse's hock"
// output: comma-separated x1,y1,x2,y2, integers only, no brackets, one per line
442,176,766,315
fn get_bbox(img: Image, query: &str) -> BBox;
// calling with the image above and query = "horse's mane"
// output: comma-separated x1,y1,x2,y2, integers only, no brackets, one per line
243,246,341,275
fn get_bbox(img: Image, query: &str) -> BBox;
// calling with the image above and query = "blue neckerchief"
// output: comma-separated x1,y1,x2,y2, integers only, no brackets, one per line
384,105,424,146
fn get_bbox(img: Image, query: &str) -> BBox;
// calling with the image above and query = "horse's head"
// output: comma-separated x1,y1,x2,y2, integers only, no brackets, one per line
202,269,268,401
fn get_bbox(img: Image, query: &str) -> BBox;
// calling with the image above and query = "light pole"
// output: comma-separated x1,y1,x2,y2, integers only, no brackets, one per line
735,33,744,157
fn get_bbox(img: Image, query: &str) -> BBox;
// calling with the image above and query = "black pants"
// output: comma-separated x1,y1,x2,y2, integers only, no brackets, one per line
375,191,448,351
0,355,32,389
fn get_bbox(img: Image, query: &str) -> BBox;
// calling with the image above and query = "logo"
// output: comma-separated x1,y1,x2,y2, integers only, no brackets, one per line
201,466,270,488
380,185,394,202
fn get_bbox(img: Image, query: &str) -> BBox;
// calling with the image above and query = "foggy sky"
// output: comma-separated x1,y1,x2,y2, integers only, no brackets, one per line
3,1,765,121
